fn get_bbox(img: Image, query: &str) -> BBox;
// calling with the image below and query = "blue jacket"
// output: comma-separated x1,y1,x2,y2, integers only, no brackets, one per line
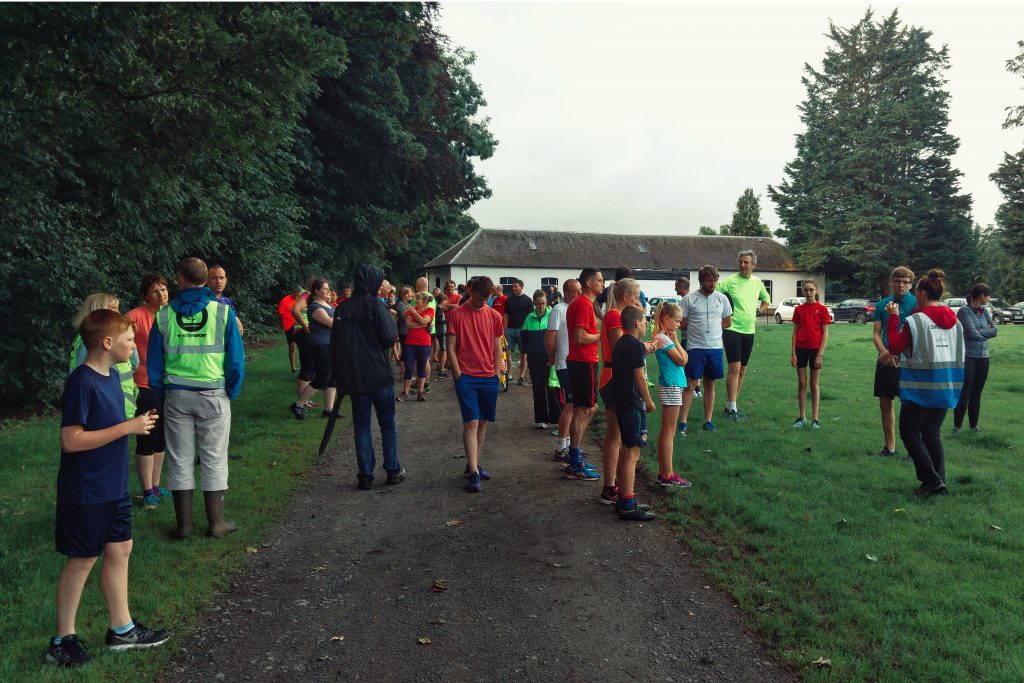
148,287,245,400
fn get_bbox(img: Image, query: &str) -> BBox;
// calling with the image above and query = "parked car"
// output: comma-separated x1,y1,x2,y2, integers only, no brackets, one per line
829,299,876,324
941,297,967,314
987,298,1024,325
645,296,681,321
774,297,835,324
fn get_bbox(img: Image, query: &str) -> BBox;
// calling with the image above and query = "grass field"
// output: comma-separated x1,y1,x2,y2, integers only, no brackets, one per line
2,323,1022,681
639,321,1024,681
0,341,334,682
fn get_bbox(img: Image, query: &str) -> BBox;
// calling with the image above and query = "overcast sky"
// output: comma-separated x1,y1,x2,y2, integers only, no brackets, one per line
437,1,1024,239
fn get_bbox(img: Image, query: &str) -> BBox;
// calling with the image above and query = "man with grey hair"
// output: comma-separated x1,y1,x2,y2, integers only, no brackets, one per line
717,250,770,421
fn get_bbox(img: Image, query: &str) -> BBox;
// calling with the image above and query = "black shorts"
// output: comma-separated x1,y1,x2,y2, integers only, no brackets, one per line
566,360,598,408
795,347,820,369
873,362,900,398
295,331,315,381
309,343,336,390
599,383,616,411
56,495,132,557
723,330,755,365
434,331,447,351
555,368,574,404
616,409,649,448
134,387,165,455
284,327,296,346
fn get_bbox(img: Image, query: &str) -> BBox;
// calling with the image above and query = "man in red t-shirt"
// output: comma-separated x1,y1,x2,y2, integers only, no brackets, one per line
447,276,505,494
563,267,604,480
277,285,301,372
790,280,832,427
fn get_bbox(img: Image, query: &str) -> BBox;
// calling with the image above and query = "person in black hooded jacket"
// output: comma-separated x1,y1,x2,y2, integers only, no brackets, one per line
331,265,404,489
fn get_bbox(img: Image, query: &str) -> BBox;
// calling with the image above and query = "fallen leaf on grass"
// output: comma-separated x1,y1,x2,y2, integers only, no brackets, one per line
893,508,905,513
269,461,278,469
812,657,832,668
289,471,304,477
245,547,259,554
417,637,431,645
429,580,447,593
702,449,712,454
314,566,326,572
330,635,345,642
990,524,1003,531
865,554,878,562
444,519,464,527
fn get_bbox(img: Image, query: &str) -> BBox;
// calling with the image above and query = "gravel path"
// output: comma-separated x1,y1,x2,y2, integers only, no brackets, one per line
165,371,798,682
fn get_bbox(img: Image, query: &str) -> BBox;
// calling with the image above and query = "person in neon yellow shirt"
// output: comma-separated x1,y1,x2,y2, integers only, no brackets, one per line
716,250,770,421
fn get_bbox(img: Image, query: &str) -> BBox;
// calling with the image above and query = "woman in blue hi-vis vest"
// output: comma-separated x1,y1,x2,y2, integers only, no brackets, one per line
885,269,965,498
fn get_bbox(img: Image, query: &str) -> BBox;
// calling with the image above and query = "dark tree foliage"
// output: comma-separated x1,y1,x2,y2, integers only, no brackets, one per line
768,10,976,297
991,40,1024,261
722,188,772,236
0,3,494,408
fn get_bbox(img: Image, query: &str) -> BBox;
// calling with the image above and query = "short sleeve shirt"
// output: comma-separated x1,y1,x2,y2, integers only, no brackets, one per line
447,304,504,377
405,307,434,346
504,294,533,328
58,365,130,505
792,301,832,350
610,334,646,411
681,290,732,350
127,305,155,388
654,333,687,388
547,302,569,370
566,296,599,363
873,292,917,348
598,308,623,388
717,274,770,334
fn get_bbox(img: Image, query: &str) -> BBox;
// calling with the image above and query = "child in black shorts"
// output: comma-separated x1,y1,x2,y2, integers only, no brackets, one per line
48,309,169,667
611,306,657,521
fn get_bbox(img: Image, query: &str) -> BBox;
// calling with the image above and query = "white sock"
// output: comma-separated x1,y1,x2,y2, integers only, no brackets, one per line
558,437,569,450
726,401,737,412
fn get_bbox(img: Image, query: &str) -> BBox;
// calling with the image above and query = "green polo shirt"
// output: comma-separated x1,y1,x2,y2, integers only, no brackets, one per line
717,273,770,334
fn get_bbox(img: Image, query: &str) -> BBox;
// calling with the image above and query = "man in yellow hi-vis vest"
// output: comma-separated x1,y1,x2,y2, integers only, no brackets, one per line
149,257,245,540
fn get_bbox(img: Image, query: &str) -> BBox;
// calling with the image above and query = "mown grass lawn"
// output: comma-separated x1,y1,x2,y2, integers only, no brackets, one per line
0,340,335,682
641,321,1024,682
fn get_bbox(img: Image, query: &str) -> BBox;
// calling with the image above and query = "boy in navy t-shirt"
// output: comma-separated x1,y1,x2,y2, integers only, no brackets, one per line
48,309,169,667
611,306,657,521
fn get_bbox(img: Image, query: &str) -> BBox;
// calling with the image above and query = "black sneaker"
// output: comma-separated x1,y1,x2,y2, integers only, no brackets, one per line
386,468,406,485
289,402,306,420
357,475,373,490
877,447,897,457
617,504,656,521
46,635,91,667
105,623,169,651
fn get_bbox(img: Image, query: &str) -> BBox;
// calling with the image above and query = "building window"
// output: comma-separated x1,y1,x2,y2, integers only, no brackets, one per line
762,279,773,302
500,276,516,295
436,276,441,289
540,277,558,289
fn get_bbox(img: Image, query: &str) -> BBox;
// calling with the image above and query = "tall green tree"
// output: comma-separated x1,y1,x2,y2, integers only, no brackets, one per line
991,40,1024,260
723,188,772,236
768,10,975,296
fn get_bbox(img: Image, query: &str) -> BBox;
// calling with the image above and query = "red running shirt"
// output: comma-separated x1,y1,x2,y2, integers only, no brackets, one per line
792,301,832,350
566,296,599,363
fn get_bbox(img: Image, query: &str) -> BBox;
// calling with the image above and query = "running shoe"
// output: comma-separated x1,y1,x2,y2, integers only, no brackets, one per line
46,635,91,667
465,472,482,493
554,447,570,463
617,503,656,521
534,422,548,429
105,623,169,651
599,487,619,505
726,408,747,422
464,465,491,480
517,377,526,386
677,422,687,435
876,447,897,457
289,402,305,420
811,420,821,429
142,494,160,510
702,421,716,432
657,473,692,488
564,464,600,480
792,417,806,428
304,400,319,409
156,486,171,498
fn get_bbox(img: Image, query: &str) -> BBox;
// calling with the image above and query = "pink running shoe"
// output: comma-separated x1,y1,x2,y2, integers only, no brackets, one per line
657,473,692,488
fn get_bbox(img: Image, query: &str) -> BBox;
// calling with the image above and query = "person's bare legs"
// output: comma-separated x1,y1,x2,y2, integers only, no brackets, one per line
615,446,642,499
518,352,527,381
880,397,896,450
602,408,621,487
136,455,154,493
56,556,98,636
324,387,337,412
680,381,698,426
702,378,716,423
463,420,489,472
99,540,132,628
152,451,165,490
659,404,681,476
809,367,821,421
288,342,297,372
796,367,808,420
726,361,742,403
557,402,573,440
570,406,596,450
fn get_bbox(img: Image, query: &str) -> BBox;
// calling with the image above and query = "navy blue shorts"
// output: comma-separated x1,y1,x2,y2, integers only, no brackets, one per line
455,374,500,423
616,409,649,448
55,495,132,558
685,348,724,381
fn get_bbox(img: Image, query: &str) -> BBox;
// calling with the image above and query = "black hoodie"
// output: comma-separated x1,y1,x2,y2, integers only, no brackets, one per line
330,265,398,395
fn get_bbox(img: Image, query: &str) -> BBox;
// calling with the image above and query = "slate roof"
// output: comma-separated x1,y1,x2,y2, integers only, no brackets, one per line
424,229,801,272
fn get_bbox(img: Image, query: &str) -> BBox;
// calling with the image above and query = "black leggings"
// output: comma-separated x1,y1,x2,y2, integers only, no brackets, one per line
527,357,562,424
953,356,989,429
899,401,947,487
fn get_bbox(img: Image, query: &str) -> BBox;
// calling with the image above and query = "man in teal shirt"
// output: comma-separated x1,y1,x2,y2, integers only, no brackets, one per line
871,266,917,457
717,250,770,421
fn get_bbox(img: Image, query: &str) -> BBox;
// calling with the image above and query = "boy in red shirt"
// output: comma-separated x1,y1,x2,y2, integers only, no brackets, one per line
564,267,604,480
447,276,505,493
790,279,831,428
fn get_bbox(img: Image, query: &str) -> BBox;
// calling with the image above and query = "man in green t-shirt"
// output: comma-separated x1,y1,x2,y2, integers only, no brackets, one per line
716,250,770,421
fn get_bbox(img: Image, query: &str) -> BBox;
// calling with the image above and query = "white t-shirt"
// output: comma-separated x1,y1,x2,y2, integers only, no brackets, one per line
680,290,732,350
546,302,569,370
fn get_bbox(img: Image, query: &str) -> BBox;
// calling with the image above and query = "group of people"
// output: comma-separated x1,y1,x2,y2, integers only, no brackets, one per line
50,257,246,667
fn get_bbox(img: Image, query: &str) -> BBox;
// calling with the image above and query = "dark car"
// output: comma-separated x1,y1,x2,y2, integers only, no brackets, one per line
830,298,876,324
988,298,1024,325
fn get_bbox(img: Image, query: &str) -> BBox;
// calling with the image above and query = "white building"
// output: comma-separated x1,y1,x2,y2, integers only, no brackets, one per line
424,229,822,304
